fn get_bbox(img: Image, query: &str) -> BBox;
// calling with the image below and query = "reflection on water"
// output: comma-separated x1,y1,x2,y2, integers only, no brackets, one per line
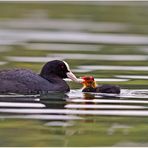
0,89,148,147
1,29,148,45
75,65,148,72
1,89,148,116
25,43,100,51
0,1,148,147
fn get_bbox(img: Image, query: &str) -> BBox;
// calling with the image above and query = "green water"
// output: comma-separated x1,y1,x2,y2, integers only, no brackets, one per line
0,117,148,147
0,1,148,147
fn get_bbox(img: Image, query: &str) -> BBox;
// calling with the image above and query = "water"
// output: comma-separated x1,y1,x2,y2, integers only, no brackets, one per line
0,1,148,147
0,90,148,147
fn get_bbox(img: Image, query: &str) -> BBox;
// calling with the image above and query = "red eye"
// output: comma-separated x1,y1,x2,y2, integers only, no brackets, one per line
61,65,64,69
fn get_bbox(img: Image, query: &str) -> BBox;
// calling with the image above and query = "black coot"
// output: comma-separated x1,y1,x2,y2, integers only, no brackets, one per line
0,60,79,94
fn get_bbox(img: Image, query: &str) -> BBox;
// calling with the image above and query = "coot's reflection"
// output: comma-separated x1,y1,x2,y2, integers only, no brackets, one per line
40,92,68,109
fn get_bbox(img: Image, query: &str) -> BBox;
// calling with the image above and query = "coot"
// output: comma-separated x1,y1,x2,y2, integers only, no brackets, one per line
81,76,120,94
0,60,79,94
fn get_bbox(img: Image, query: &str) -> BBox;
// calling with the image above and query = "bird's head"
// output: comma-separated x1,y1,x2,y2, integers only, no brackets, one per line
40,60,80,83
81,76,97,92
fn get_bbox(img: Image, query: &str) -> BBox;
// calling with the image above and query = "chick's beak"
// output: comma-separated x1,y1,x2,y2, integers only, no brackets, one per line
66,71,82,83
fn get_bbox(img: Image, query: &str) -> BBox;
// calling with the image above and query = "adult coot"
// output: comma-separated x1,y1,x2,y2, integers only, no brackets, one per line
0,60,80,94
81,76,120,94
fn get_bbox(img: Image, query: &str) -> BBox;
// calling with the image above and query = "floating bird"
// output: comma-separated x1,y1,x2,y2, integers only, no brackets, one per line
81,76,120,94
0,60,79,94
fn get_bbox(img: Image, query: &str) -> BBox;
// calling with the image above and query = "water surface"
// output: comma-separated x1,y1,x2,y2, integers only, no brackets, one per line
0,1,148,147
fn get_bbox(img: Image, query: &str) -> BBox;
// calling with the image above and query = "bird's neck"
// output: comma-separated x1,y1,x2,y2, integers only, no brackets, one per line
40,73,63,83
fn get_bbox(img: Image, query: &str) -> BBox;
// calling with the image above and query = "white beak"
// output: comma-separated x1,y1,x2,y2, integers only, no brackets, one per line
66,72,82,83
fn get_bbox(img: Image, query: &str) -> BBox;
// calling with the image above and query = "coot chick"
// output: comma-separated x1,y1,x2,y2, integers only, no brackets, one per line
0,60,80,94
81,76,120,94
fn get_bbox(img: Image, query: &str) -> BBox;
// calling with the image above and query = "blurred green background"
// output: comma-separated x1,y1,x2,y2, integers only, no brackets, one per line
0,1,148,147
0,1,148,88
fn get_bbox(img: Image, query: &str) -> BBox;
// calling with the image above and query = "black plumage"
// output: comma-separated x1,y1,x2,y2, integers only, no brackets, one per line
0,60,77,94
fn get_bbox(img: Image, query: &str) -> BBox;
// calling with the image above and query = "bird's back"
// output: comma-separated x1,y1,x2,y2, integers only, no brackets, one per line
0,69,51,94
0,69,70,94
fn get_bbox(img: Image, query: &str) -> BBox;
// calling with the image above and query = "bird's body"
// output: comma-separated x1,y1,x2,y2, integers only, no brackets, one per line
0,60,79,94
95,84,120,94
0,69,69,94
81,76,120,94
